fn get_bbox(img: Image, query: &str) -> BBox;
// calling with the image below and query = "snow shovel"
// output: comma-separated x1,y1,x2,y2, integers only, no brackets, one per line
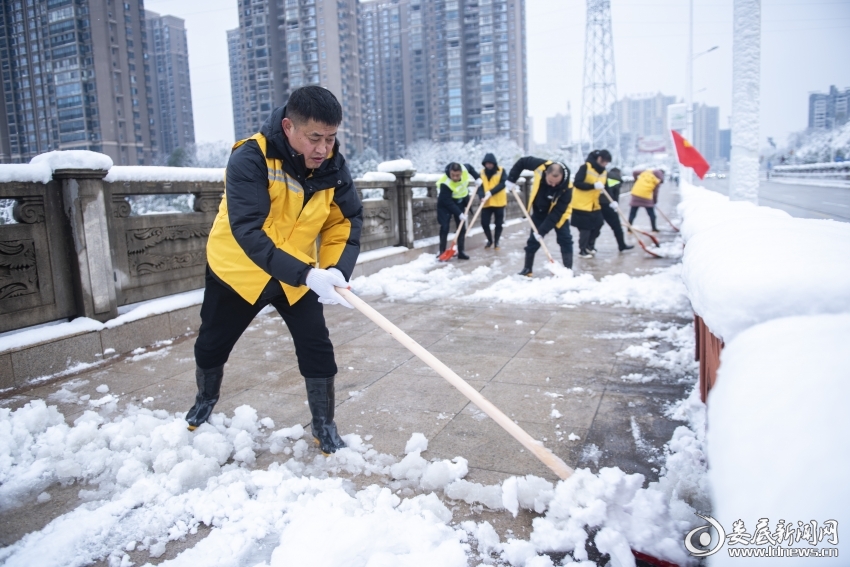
656,207,680,232
437,193,477,262
509,188,555,263
600,187,662,258
336,286,574,481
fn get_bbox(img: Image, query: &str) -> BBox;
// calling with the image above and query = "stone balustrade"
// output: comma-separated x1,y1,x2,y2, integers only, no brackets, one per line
0,164,530,334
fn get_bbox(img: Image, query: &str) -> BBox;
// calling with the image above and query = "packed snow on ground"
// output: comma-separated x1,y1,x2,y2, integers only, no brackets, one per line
707,313,850,564
678,183,850,341
597,321,699,383
0,381,708,567
352,252,690,315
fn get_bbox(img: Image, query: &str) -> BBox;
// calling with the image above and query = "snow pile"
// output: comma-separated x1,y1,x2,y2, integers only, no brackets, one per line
377,159,414,173
602,321,699,382
358,171,396,182
351,253,690,314
707,314,850,563
411,173,442,183
678,183,850,341
0,150,113,184
104,166,225,183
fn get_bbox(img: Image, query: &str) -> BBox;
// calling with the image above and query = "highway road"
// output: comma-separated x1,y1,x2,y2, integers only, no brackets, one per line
697,177,850,222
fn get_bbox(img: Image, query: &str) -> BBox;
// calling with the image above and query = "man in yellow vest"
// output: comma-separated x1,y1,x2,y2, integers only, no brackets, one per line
505,156,572,276
436,162,473,259
472,153,507,249
628,168,665,232
187,86,363,455
571,149,611,258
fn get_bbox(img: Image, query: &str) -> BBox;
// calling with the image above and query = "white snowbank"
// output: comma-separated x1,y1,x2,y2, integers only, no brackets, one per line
0,289,204,353
351,252,690,314
104,166,225,183
0,151,113,184
355,246,409,264
377,159,414,173
707,313,850,563
411,173,442,183
678,183,850,341
358,171,396,182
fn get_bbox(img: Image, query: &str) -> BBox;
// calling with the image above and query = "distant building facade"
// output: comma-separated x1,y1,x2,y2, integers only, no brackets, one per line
809,85,850,130
692,102,719,166
614,93,677,161
146,11,194,158
546,111,571,148
227,0,363,153
719,128,731,161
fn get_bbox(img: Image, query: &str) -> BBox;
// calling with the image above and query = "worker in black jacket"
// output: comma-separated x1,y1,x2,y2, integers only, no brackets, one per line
506,156,572,277
599,167,634,252
189,86,362,455
571,150,610,258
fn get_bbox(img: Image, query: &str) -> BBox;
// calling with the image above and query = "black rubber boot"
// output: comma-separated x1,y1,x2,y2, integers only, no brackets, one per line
306,376,346,455
518,250,534,277
186,364,224,430
562,252,573,270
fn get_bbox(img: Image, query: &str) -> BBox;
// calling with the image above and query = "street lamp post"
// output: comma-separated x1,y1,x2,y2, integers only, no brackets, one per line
685,0,719,183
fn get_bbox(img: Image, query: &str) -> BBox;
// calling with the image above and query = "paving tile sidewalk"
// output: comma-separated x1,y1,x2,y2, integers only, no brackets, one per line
0,186,694,562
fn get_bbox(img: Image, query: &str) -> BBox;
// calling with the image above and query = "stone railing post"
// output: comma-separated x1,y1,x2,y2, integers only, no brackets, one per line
54,168,118,323
394,169,416,248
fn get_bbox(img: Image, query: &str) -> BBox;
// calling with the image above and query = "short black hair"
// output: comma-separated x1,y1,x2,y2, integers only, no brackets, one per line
597,149,612,162
446,162,463,174
286,86,342,126
610,167,621,176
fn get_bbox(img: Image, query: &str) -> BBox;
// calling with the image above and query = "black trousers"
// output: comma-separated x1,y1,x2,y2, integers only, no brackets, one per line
194,267,337,378
601,204,628,250
525,211,573,259
438,214,466,253
480,206,505,244
629,206,657,231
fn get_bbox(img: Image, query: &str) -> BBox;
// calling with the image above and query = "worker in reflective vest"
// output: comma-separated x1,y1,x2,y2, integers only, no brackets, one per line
599,167,634,252
436,162,474,259
571,149,611,258
189,86,363,456
473,152,507,250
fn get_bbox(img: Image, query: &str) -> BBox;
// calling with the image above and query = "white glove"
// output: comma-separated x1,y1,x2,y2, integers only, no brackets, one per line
483,191,492,202
505,180,519,193
594,182,604,190
305,267,353,309
533,232,543,242
610,201,619,212
474,178,483,188
459,213,468,222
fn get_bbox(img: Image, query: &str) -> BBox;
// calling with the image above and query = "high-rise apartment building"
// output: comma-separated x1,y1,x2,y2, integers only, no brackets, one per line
145,11,194,158
227,28,248,141
692,102,719,166
613,93,677,160
809,85,850,130
354,0,528,156
228,0,363,152
0,0,194,165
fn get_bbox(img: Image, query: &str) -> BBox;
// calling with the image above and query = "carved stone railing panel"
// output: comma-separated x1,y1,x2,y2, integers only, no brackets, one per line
354,180,399,251
0,181,76,333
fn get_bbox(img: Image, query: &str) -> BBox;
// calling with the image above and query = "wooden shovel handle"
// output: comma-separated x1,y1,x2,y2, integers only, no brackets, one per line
337,287,574,481
510,188,555,263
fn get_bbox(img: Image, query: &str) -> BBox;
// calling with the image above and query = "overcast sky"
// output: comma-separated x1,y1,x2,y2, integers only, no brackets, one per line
143,0,850,148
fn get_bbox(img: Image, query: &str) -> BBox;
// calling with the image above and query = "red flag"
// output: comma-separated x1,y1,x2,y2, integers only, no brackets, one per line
671,130,710,179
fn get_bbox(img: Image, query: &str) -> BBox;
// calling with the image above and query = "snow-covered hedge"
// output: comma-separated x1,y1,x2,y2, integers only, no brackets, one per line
678,183,850,558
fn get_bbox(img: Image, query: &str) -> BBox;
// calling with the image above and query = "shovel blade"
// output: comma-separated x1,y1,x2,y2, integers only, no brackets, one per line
437,247,456,262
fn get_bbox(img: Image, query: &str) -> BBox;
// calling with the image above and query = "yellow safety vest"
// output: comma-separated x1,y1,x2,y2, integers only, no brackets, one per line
207,133,347,306
527,161,571,228
482,166,507,208
436,166,471,199
631,170,661,200
570,161,605,212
